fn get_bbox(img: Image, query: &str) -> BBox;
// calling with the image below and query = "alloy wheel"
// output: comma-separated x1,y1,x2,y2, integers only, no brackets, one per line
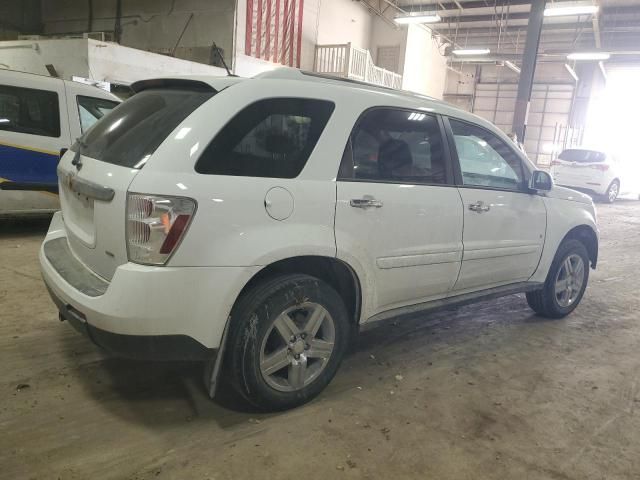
554,254,585,308
259,302,336,392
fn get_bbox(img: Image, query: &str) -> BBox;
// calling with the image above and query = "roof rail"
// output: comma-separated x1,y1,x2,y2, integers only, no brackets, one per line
254,67,440,104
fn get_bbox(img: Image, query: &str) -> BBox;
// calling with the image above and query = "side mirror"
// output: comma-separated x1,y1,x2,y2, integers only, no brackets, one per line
529,170,553,192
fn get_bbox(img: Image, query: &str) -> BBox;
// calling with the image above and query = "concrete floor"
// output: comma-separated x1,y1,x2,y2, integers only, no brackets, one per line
2,201,640,480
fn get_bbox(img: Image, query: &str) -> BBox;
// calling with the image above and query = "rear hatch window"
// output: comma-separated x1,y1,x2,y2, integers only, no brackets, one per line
558,149,605,163
73,88,214,168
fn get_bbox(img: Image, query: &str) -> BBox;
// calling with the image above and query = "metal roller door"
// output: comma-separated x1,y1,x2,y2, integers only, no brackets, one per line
472,83,576,166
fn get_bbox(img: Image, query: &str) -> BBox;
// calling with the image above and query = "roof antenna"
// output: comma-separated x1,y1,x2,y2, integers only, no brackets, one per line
212,42,236,77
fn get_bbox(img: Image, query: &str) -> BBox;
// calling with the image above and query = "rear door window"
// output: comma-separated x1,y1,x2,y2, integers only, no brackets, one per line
0,85,60,137
195,98,335,178
77,95,119,133
338,108,449,185
75,88,214,168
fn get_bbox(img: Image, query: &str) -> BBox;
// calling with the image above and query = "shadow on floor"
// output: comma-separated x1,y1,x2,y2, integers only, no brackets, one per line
57,293,551,428
0,214,52,238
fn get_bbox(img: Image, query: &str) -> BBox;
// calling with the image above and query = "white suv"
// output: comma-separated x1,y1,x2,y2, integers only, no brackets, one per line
551,148,633,203
40,69,599,410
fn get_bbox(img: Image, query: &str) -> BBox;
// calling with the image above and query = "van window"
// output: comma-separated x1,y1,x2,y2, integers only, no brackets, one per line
338,108,448,184
74,88,214,168
77,95,119,133
0,85,60,137
196,98,335,178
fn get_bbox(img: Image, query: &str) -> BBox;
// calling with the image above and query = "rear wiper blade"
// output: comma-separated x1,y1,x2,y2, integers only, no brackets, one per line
71,138,87,170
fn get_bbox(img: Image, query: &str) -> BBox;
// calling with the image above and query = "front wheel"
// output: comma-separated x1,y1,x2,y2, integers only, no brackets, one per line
526,239,590,318
220,274,350,411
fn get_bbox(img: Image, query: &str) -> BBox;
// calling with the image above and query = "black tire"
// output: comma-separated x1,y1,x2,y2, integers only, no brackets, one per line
602,180,619,203
220,274,350,411
526,239,590,318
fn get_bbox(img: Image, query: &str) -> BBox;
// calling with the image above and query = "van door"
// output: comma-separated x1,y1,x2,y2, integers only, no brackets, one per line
0,74,69,212
335,108,463,317
445,117,546,292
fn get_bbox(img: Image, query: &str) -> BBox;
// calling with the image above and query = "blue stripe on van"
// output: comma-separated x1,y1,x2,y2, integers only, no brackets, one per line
0,142,59,184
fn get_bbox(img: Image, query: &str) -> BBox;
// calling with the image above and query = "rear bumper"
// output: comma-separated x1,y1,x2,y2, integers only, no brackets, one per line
47,283,214,360
40,212,260,359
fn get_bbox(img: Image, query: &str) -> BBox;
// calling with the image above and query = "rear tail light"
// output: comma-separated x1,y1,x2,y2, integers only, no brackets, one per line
550,160,561,166
126,193,196,265
590,164,610,171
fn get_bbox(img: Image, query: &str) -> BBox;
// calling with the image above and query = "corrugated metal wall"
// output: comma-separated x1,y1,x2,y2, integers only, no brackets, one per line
472,83,577,166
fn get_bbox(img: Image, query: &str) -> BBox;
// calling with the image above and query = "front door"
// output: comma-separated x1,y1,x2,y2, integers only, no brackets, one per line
446,118,547,292
335,108,464,317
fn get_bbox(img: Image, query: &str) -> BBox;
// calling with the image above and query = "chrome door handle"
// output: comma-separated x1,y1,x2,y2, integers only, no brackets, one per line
469,201,490,213
350,198,383,209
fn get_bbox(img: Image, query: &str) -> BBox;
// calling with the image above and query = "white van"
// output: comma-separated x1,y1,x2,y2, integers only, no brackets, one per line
0,70,120,215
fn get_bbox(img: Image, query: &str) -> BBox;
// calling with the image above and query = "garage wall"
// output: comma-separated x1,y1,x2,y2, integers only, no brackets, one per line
400,25,447,99
315,0,373,49
444,63,578,166
369,16,406,75
40,0,236,66
472,83,575,166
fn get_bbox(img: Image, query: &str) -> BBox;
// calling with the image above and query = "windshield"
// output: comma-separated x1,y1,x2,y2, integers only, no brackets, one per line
73,88,215,168
558,149,606,163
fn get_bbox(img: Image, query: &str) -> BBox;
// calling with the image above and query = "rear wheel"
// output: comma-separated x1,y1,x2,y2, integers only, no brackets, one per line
221,274,350,411
526,239,589,318
603,180,619,203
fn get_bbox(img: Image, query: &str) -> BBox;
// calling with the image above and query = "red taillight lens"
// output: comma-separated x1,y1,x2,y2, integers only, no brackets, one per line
159,214,191,254
126,193,196,265
551,160,561,166
590,164,609,171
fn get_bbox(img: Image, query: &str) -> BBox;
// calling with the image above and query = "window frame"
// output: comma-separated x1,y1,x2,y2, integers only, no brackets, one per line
337,106,456,187
0,85,61,138
442,115,531,194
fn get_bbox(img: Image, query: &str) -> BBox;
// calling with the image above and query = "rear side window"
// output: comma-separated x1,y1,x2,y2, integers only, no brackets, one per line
76,88,214,168
0,85,60,137
195,98,335,178
558,149,606,163
77,95,119,133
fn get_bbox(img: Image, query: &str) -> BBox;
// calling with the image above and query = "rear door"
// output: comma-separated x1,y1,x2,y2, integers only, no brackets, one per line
445,117,546,292
0,76,68,187
58,85,215,280
551,149,607,189
335,108,463,315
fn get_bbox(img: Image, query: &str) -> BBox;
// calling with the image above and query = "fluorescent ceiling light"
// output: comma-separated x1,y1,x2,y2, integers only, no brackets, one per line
567,51,610,61
452,48,490,56
394,13,441,24
544,4,599,17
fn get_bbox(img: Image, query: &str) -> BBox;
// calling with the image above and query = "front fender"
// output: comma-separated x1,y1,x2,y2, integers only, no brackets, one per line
529,197,598,283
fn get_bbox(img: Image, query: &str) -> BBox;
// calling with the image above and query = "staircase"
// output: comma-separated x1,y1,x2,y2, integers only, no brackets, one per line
314,43,402,90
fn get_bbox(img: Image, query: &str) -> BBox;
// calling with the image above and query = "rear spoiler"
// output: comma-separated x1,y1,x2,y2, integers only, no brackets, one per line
130,78,217,94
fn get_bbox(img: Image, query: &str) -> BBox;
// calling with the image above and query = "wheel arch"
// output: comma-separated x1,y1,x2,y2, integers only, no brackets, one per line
235,255,362,327
562,224,598,268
